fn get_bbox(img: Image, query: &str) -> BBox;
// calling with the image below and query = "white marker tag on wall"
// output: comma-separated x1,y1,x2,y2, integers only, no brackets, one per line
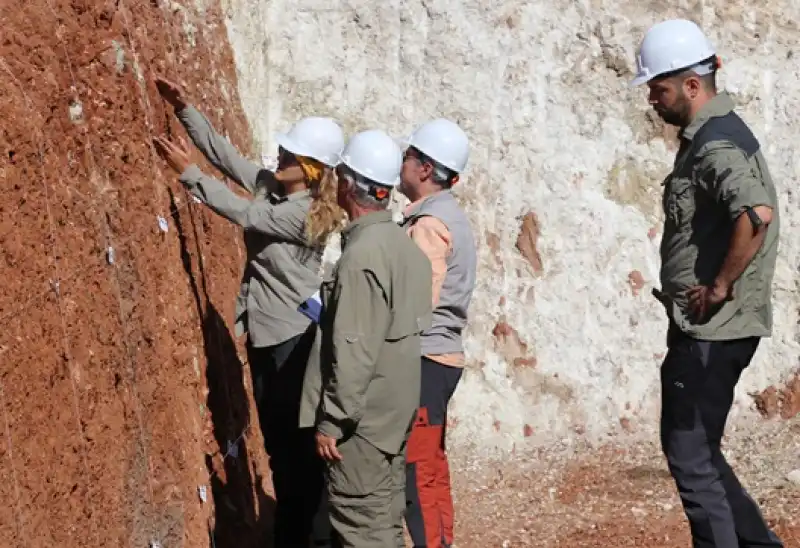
106,246,115,264
157,216,169,233
261,154,278,171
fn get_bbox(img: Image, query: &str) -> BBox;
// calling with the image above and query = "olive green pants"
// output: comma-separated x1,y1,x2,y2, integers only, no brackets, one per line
326,434,407,547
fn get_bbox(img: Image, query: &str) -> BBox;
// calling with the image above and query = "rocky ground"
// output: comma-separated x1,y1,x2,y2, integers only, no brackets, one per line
451,418,800,547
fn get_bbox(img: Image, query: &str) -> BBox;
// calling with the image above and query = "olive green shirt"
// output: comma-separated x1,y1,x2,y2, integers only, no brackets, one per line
176,105,323,347
656,92,780,340
313,210,433,455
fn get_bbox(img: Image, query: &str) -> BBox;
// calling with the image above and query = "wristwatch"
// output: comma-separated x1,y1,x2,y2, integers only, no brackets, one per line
745,207,763,229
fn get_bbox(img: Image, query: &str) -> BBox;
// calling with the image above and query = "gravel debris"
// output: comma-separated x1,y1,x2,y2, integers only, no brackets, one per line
446,418,800,547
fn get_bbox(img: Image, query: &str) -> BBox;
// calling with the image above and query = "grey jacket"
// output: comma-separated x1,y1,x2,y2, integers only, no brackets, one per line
176,105,322,347
402,191,477,355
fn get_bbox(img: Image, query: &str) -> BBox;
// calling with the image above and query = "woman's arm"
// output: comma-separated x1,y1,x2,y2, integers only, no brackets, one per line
176,105,277,195
155,76,277,195
180,164,309,242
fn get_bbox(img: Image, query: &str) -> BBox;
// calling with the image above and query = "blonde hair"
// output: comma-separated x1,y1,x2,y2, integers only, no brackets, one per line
305,168,347,246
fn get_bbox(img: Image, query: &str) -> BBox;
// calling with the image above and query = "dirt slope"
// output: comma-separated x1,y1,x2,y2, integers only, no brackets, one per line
0,1,271,546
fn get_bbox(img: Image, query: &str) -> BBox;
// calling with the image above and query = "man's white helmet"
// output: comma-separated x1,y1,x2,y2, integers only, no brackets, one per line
339,129,403,188
406,118,470,174
275,116,345,167
630,19,717,87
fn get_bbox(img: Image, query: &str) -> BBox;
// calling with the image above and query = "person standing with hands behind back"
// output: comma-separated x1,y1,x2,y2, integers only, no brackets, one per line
630,20,782,548
153,76,345,548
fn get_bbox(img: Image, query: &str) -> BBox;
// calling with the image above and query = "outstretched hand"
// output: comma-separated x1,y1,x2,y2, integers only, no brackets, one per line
154,75,187,110
153,135,192,175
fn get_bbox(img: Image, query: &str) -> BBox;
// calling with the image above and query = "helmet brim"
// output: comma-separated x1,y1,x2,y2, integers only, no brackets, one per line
275,133,312,159
276,133,341,167
628,73,652,87
339,156,400,188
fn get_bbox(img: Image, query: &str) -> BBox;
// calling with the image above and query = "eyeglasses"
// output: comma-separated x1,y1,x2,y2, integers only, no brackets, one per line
278,146,299,166
404,147,437,167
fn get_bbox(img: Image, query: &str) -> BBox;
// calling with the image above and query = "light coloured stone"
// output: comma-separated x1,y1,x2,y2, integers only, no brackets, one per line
223,0,800,456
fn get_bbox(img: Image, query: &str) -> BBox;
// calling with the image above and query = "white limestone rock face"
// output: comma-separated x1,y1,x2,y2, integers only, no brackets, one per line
223,0,800,456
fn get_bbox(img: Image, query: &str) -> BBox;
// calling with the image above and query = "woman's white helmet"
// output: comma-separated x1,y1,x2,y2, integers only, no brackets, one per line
275,117,345,167
406,118,469,174
630,19,717,87
339,129,403,188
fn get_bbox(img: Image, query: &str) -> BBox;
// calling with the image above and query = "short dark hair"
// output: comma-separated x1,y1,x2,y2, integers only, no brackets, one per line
677,68,716,92
668,55,718,92
697,70,717,92
409,146,458,188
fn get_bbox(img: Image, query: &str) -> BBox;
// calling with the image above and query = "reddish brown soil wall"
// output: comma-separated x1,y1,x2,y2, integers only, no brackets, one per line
0,1,271,546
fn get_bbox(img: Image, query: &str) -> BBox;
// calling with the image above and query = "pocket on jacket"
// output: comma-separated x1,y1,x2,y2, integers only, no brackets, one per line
665,176,695,228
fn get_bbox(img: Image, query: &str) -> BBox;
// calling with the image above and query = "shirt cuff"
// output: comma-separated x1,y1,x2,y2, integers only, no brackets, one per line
179,164,204,188
317,419,344,440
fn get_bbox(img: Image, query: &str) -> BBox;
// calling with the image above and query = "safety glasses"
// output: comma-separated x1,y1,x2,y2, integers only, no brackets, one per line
277,146,299,167
335,164,391,200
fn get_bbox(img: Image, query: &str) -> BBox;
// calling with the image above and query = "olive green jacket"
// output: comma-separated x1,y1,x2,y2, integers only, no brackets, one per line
655,92,780,340
300,210,433,455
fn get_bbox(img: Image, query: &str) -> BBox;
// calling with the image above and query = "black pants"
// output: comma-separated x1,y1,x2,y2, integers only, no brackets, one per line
247,326,331,547
660,328,783,548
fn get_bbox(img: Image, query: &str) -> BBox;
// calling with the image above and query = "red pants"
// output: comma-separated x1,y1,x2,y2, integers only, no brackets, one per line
405,357,463,548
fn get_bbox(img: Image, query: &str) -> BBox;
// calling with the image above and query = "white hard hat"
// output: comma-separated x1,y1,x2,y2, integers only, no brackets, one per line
339,129,402,188
630,19,717,87
406,118,469,173
275,116,345,167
